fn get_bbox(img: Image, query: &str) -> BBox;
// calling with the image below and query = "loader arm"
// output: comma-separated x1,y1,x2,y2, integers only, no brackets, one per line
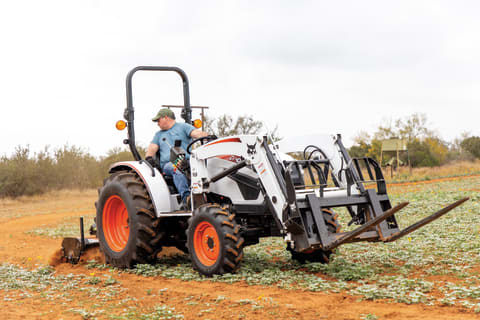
190,135,290,228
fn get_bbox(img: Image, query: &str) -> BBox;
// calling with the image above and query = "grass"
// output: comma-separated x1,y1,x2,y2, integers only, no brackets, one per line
26,214,96,238
305,159,480,190
0,189,96,220
385,159,480,183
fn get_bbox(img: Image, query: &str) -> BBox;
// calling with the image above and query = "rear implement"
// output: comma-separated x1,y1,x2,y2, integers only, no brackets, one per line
61,217,99,264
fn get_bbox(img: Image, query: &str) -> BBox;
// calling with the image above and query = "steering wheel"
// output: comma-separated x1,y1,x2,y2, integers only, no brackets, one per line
186,135,218,154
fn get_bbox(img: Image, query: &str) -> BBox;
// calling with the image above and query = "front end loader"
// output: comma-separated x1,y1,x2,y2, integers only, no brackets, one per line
186,134,468,274
62,66,469,276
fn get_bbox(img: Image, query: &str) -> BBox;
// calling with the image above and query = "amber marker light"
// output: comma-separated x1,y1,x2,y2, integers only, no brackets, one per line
193,119,202,129
116,120,127,130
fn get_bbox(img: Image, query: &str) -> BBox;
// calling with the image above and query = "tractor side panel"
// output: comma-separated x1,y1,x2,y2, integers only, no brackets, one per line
109,161,176,216
207,158,264,205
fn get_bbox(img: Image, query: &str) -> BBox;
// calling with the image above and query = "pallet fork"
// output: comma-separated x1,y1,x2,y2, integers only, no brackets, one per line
280,137,469,253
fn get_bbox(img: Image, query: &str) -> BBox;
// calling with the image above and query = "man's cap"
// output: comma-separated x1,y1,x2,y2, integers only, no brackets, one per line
152,108,175,121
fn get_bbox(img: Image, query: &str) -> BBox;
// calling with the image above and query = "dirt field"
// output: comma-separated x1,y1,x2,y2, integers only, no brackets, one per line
0,178,479,319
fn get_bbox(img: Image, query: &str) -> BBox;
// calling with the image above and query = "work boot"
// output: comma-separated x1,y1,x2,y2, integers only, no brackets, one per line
180,195,191,211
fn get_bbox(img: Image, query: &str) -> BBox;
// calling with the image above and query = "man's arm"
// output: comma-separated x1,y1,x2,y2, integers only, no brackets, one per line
190,129,209,139
145,143,159,158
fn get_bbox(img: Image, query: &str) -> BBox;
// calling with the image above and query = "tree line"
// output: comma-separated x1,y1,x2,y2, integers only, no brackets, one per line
348,113,480,167
1,113,478,198
0,114,269,198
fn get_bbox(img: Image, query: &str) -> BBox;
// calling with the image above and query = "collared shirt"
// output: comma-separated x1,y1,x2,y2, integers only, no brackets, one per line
151,122,195,168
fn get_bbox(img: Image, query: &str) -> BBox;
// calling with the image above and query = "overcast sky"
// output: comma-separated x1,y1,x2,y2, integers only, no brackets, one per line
1,1,479,157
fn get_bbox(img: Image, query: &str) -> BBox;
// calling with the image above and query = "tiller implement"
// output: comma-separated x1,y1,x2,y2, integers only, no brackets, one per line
61,217,99,264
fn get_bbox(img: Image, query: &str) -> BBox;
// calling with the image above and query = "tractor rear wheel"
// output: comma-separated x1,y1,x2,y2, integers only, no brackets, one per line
96,170,159,268
288,208,341,264
187,204,244,276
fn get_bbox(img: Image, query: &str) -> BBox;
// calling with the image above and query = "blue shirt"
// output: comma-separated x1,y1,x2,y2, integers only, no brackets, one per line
151,122,195,168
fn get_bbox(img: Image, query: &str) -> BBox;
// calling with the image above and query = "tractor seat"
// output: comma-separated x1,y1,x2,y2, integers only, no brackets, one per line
154,153,179,194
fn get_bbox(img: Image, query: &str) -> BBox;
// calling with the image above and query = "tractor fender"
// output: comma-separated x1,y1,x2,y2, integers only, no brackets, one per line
108,161,175,216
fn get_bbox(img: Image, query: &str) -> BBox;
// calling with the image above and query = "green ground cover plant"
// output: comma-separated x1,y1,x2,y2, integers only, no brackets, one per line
26,214,95,238
0,263,184,319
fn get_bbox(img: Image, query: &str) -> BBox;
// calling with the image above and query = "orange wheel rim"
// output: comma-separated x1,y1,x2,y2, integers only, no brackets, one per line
103,195,129,252
193,221,220,266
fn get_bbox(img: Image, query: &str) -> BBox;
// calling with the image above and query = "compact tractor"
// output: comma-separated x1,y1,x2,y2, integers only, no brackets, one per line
62,66,468,276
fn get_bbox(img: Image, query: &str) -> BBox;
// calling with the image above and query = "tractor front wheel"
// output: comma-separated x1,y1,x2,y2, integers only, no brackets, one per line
187,204,244,276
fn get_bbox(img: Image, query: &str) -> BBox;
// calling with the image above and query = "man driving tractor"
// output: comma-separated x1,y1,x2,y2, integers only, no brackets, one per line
145,108,209,207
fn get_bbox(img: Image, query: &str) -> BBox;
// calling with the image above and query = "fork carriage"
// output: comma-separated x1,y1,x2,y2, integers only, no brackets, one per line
188,133,469,261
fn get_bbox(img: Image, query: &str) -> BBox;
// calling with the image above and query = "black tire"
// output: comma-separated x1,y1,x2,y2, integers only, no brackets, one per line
187,204,244,276
323,208,342,234
288,208,341,264
96,170,160,268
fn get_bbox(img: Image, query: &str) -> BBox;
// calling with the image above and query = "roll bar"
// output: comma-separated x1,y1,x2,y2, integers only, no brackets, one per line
123,66,192,161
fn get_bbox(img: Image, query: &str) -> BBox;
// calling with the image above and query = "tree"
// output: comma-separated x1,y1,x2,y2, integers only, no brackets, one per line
353,130,371,145
424,137,449,165
349,144,369,158
461,136,480,158
396,113,430,142
408,139,439,167
366,139,382,161
349,131,372,158
373,119,397,140
451,132,471,152
347,113,454,167
204,114,281,141
204,114,263,136
373,113,430,142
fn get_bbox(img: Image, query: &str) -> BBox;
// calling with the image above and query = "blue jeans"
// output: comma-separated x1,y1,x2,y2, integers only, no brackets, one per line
162,162,190,202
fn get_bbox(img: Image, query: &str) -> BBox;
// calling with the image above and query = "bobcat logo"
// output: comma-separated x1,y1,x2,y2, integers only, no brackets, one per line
247,142,257,156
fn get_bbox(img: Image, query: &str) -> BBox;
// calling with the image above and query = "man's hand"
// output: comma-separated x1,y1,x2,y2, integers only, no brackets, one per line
145,156,157,168
177,158,190,172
